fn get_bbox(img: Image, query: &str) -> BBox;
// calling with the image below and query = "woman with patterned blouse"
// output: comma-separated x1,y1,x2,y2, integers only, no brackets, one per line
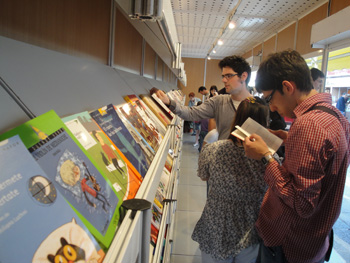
192,97,269,263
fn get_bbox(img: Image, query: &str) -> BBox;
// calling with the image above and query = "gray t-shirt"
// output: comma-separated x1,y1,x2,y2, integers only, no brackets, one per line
168,95,240,140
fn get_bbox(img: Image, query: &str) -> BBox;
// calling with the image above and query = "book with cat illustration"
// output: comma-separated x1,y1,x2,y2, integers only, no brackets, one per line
0,135,105,263
90,104,150,178
0,110,121,249
62,111,142,201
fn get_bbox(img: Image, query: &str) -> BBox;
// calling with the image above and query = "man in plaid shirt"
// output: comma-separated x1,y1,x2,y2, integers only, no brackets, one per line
243,50,350,263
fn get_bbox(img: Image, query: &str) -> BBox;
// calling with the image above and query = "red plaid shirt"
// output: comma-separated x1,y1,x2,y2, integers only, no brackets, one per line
256,93,350,263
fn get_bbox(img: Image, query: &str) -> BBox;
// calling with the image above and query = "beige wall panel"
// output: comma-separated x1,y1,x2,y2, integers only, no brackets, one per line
144,42,156,79
0,0,110,64
330,0,350,15
276,23,296,52
296,3,327,55
157,58,163,81
253,44,263,56
262,36,276,61
114,8,142,74
206,59,224,92
178,58,205,105
242,50,253,59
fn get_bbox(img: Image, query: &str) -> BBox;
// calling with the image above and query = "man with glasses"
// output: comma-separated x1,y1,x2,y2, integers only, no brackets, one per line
155,55,252,140
243,50,350,263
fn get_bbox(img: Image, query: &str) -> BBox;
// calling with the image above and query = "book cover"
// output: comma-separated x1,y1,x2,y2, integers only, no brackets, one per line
89,104,150,178
231,117,283,154
117,101,162,151
0,110,121,249
151,93,175,119
124,94,166,136
139,94,172,127
0,135,104,263
115,104,156,163
62,111,142,201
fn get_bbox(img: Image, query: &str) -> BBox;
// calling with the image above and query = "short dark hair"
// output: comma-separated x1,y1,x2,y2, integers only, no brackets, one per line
198,86,206,92
219,55,251,85
228,97,269,142
255,49,313,94
310,68,325,81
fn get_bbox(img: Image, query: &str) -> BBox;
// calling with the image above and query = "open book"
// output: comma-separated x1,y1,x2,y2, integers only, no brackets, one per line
231,117,283,154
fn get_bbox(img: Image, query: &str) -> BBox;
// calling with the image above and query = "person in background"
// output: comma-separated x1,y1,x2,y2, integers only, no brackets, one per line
188,92,201,135
336,92,348,117
155,55,252,140
310,68,325,92
195,101,209,152
209,85,219,98
244,50,350,263
198,86,210,101
192,97,269,263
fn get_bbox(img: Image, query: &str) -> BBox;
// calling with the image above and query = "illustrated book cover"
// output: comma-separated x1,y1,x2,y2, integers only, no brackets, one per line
0,110,121,249
124,94,166,136
90,104,150,178
62,111,142,201
139,94,172,127
0,135,105,263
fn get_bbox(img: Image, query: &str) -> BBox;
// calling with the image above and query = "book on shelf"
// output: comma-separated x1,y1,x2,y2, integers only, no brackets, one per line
89,104,150,178
0,135,105,263
124,94,167,136
62,111,142,201
139,94,172,127
0,110,121,249
151,93,175,119
158,168,171,197
115,103,158,157
231,117,283,154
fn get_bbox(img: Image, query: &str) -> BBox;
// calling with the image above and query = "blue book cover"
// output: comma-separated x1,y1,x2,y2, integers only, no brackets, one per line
0,135,105,263
28,128,119,239
90,104,150,178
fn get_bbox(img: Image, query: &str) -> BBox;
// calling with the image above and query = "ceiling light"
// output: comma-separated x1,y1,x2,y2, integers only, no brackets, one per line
229,22,235,29
218,39,223,45
213,50,216,54
208,56,211,60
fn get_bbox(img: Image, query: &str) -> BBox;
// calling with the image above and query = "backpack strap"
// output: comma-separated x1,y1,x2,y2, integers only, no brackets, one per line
305,105,340,120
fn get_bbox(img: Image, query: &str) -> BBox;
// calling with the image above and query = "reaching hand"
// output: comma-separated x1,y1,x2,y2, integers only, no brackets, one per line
155,90,170,105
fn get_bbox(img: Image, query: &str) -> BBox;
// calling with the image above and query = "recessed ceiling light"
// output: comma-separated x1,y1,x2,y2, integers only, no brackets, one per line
229,22,235,29
218,39,223,45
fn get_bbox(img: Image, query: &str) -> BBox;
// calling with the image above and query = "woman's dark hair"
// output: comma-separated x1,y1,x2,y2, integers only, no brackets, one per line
209,85,218,97
228,96,269,143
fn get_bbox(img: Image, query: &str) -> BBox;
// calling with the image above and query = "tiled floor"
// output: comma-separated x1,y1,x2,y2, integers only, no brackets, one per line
170,133,350,263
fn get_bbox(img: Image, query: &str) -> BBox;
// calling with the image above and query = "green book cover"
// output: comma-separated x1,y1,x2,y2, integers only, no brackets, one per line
62,111,142,201
0,110,122,249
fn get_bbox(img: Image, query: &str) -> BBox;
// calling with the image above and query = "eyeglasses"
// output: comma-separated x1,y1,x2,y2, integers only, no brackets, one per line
264,89,276,104
221,73,238,80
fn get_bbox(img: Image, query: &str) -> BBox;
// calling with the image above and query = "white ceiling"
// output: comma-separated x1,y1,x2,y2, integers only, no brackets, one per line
170,0,327,59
